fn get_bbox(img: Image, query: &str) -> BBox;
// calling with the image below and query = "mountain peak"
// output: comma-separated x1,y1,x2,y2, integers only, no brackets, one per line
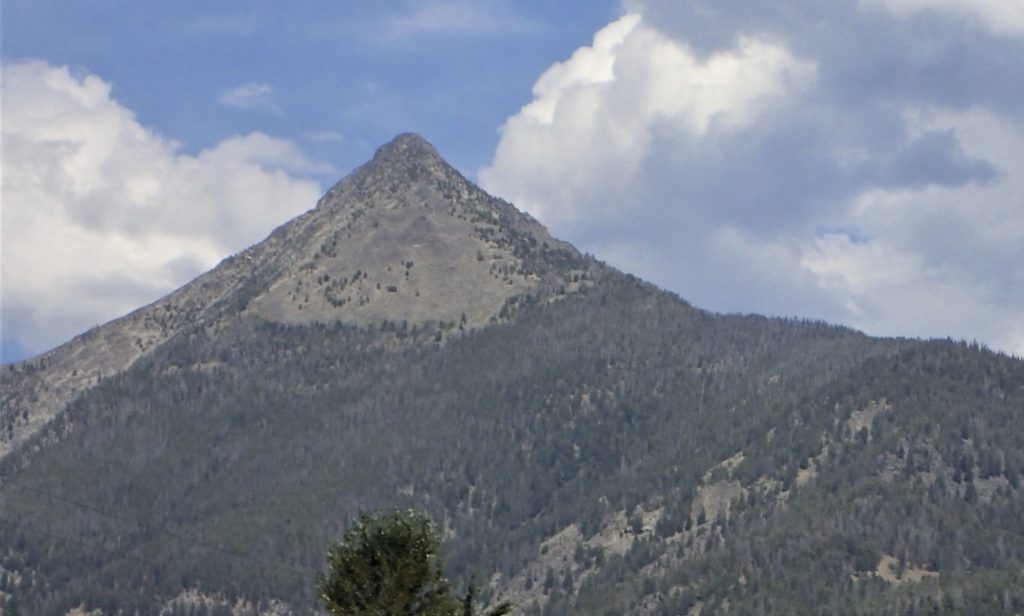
373,132,439,161
233,132,593,330
1,132,596,457
346,132,449,188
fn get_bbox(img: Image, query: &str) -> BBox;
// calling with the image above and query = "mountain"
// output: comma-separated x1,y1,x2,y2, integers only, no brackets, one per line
2,134,1023,615
1,134,587,459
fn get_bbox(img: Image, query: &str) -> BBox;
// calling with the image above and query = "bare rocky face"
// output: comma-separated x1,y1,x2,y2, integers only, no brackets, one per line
245,133,579,329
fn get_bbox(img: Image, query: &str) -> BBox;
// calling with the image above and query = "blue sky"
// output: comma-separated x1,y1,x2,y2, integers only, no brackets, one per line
3,0,1024,361
2,1,618,179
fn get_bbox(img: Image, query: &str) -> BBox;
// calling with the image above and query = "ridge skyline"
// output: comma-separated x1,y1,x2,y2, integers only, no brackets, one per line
3,125,1020,363
6,3,1023,364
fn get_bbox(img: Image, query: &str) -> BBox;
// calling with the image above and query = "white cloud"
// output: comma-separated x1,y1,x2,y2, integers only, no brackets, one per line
218,81,278,111
2,60,323,358
482,13,816,228
482,6,1024,356
862,0,1024,36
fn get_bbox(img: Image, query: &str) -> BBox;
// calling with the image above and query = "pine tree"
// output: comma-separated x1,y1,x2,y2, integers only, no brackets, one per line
319,510,512,616
318,510,455,616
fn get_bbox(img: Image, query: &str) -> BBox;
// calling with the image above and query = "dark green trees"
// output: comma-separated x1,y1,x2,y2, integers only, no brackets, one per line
318,510,512,616
319,510,453,615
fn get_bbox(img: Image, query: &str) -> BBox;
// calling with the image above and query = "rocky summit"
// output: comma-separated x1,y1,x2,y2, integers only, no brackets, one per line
2,135,1024,615
244,133,587,328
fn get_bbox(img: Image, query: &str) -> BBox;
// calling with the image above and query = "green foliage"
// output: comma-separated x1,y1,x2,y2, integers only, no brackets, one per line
319,510,455,616
318,510,512,616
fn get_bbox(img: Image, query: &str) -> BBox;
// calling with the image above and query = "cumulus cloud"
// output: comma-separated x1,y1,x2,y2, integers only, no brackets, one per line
218,81,278,111
482,2,1024,355
2,61,323,360
482,14,817,228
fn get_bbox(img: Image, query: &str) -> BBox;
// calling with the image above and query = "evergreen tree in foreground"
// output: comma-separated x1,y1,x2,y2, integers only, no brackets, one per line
319,510,512,616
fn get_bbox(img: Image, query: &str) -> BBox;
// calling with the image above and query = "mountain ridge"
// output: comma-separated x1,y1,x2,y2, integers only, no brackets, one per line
3,133,1023,615
1,133,597,459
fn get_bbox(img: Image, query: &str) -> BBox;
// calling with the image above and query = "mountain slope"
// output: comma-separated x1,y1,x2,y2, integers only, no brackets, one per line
1,133,591,459
2,135,1023,616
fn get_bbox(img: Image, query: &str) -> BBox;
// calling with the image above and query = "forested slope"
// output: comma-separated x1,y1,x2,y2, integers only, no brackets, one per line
3,271,1022,614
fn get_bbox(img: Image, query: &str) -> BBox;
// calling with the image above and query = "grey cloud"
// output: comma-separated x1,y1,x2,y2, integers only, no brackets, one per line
644,119,852,232
70,273,170,309
630,0,1024,114
865,130,998,189
582,2,1009,233
163,255,210,285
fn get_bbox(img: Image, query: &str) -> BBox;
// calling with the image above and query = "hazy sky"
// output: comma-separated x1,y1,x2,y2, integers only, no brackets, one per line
3,0,1023,362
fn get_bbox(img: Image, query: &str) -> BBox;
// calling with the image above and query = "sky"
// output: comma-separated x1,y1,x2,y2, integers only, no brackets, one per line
2,0,1023,362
